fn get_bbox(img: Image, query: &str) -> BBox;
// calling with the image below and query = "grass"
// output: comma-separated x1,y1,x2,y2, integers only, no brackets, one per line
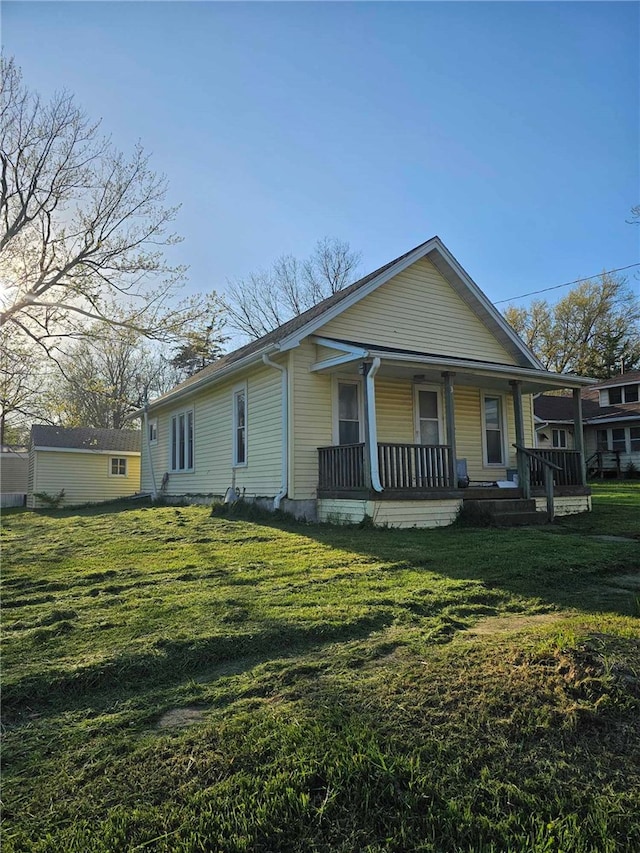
1,482,639,852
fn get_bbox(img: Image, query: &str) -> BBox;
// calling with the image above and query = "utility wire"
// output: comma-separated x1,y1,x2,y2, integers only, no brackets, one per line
494,262,640,305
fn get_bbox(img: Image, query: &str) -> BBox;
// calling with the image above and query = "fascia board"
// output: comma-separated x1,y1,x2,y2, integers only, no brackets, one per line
34,447,141,456
430,240,546,371
277,238,441,351
145,345,279,412
366,349,594,387
584,414,640,426
309,336,369,371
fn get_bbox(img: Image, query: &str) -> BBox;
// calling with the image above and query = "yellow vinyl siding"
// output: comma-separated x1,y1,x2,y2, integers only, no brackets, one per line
289,352,537,498
289,340,333,499
144,362,283,498
317,498,462,528
534,496,591,516
28,451,141,508
317,257,518,365
454,386,534,481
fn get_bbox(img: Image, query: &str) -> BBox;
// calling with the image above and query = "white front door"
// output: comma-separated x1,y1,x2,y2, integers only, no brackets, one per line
414,386,443,445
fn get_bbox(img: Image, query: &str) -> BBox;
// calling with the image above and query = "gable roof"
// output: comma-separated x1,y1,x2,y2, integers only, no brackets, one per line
586,370,640,389
148,237,554,410
31,425,141,453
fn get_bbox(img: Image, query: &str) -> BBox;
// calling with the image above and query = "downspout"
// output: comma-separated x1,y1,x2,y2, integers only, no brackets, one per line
262,354,288,509
143,403,158,500
367,357,383,492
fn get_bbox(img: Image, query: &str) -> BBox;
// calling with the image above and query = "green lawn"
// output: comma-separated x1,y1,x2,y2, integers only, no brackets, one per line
2,483,639,852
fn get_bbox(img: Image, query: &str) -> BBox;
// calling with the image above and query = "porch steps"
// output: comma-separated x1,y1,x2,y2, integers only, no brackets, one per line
462,498,549,527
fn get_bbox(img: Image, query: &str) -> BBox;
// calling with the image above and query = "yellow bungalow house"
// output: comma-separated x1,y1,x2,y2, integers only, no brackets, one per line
27,425,141,509
139,237,593,527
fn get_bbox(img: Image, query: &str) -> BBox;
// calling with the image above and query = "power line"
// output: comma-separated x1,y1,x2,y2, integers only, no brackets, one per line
494,262,640,305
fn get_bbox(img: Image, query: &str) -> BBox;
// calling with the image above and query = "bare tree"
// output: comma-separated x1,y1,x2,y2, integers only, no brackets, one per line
0,56,204,358
0,327,53,443
46,325,181,430
225,237,361,339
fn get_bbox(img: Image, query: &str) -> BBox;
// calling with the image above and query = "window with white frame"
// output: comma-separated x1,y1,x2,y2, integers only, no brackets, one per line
552,428,567,449
110,457,127,477
233,386,247,466
611,428,626,453
483,395,504,465
148,418,158,444
597,426,640,454
604,384,639,405
337,381,361,445
170,409,194,472
414,387,442,445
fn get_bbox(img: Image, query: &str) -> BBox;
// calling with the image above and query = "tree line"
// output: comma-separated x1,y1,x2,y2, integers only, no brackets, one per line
1,56,638,444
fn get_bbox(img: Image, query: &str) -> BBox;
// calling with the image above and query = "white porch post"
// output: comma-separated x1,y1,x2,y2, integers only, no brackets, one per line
442,372,457,488
510,380,531,499
361,359,383,492
573,387,587,485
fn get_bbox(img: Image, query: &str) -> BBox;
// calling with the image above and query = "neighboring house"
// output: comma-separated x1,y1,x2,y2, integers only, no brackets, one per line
138,237,594,527
1,445,29,507
535,371,640,478
27,426,141,509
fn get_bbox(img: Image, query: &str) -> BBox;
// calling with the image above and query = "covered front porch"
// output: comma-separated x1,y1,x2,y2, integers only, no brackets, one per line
311,337,592,523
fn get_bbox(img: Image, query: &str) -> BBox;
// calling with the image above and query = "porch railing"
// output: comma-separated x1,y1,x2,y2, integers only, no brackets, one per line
378,443,451,489
318,443,451,491
318,443,365,490
524,448,583,487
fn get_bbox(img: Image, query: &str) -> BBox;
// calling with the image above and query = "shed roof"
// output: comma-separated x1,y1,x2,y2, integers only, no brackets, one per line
30,425,141,453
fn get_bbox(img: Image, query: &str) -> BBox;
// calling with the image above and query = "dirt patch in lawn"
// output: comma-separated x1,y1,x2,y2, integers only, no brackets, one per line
156,706,206,729
462,613,562,637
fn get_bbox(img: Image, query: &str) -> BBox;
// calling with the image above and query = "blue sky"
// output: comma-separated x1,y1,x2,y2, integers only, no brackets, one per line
3,1,639,335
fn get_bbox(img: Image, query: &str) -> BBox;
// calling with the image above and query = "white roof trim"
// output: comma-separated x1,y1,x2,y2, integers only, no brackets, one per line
140,344,280,414
428,240,546,371
277,237,542,370
364,348,592,388
32,447,141,456
310,337,368,372
277,238,443,351
584,414,640,426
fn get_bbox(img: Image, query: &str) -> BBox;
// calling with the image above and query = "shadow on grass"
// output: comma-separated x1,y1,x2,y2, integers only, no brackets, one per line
2,611,395,718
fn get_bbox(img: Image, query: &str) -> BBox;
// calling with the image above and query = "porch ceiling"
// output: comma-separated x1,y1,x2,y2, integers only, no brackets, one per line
310,337,593,394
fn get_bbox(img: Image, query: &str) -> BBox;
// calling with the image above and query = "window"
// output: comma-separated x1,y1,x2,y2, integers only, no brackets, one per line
110,457,127,477
483,395,504,465
233,386,247,466
414,387,441,445
170,409,194,471
148,418,158,444
630,427,640,452
596,429,609,450
552,429,567,449
337,381,361,445
611,428,626,453
605,384,639,405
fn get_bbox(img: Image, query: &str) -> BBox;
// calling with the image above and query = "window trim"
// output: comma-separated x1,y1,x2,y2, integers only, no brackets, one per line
109,456,128,477
332,376,364,446
481,392,508,468
601,384,640,406
232,382,248,468
552,428,567,449
413,384,444,445
169,407,194,473
148,418,158,445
